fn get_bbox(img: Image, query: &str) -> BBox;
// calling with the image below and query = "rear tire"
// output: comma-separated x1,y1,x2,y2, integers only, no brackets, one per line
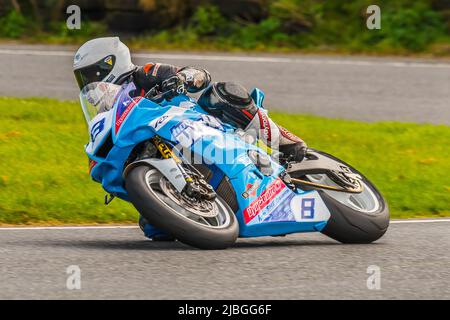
293,150,389,243
319,151,389,243
126,165,239,249
320,190,389,244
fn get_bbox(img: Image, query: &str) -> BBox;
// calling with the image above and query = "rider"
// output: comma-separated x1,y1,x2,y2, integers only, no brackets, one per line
73,37,308,240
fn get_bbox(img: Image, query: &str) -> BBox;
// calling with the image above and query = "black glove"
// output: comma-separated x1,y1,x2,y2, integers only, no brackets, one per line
160,75,186,99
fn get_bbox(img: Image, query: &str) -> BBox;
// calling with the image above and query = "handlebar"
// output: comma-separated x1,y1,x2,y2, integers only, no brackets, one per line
144,83,186,103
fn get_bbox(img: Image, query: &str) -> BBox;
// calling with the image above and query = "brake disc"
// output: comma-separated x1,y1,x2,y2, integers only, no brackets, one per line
160,178,219,218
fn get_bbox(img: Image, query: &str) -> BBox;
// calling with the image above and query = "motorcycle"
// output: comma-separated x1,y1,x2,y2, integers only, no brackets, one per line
79,81,389,249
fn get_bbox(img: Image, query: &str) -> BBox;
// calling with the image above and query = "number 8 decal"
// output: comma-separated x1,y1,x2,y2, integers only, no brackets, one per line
301,198,315,219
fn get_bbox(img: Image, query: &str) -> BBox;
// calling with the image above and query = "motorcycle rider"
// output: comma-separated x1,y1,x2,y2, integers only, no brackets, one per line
73,37,307,240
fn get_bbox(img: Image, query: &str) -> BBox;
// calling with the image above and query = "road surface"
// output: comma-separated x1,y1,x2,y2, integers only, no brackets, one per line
0,44,449,124
0,219,449,299
0,45,448,300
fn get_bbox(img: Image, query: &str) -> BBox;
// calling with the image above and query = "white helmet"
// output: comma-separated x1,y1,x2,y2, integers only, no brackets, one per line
73,37,135,90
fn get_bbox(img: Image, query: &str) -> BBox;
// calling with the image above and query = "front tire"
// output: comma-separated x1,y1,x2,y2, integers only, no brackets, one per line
126,166,239,249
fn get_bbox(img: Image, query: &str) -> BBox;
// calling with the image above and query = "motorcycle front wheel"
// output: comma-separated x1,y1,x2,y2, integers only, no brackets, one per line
126,166,239,249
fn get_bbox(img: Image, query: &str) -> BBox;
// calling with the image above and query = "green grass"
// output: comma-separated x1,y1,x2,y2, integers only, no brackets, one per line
0,97,448,225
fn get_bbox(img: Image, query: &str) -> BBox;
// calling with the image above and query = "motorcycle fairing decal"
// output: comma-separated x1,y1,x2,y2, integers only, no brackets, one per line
243,178,288,224
242,181,260,199
300,198,315,219
115,97,142,134
86,110,113,155
256,192,331,224
148,107,188,131
235,153,254,167
170,119,222,148
257,189,297,224
171,121,194,145
152,115,170,130
290,192,331,222
90,118,105,143
115,82,138,117
198,114,225,132
178,101,196,109
242,181,331,226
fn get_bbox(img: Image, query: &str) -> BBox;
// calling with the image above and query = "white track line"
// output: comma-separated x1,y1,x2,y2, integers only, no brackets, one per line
390,219,450,224
0,219,448,231
0,226,139,231
0,48,449,69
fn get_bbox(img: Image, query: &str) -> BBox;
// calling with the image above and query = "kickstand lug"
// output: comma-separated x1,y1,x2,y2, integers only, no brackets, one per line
104,193,115,205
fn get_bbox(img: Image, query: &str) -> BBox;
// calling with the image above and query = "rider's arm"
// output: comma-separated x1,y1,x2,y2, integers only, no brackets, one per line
134,63,178,92
134,63,211,93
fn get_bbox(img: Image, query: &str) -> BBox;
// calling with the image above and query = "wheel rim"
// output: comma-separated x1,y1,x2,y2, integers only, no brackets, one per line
307,174,381,213
144,169,232,229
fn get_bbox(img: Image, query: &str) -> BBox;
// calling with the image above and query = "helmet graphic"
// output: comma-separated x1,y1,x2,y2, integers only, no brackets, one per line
73,37,135,90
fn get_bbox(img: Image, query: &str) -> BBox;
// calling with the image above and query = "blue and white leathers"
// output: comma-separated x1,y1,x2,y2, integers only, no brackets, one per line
85,83,331,237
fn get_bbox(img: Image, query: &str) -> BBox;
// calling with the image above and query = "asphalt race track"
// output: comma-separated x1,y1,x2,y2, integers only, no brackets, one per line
0,45,448,299
0,44,449,124
0,220,449,299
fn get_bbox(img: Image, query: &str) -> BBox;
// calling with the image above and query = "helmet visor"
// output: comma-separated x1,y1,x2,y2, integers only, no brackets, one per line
74,55,116,90
80,82,122,122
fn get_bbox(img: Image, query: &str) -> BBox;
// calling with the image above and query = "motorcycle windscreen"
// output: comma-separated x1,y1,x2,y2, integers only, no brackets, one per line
79,81,122,123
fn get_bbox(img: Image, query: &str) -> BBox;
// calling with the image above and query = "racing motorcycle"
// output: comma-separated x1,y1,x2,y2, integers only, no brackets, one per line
80,81,389,249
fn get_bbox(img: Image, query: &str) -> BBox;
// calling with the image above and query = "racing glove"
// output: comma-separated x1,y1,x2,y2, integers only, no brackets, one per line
177,67,211,93
160,74,187,99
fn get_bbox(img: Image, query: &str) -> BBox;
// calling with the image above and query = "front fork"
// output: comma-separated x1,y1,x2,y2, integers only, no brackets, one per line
151,136,215,200
152,136,193,183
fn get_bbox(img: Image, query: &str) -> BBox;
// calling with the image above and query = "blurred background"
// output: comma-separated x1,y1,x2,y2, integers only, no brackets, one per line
0,0,449,55
0,0,449,225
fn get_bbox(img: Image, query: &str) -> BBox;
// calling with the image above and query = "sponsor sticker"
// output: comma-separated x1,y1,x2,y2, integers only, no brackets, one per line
242,181,260,199
90,118,105,143
243,178,286,224
104,56,113,66
289,193,331,222
150,115,170,130
257,110,271,143
199,114,224,132
178,101,196,109
115,97,142,134
170,116,224,147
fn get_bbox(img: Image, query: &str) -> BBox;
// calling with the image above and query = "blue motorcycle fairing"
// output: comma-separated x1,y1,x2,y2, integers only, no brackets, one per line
85,85,331,237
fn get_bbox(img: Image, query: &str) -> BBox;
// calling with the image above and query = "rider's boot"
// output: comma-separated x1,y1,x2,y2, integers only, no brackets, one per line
276,125,308,163
139,215,176,241
243,108,308,163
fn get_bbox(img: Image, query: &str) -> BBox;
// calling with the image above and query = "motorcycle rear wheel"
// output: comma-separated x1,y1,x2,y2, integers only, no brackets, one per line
292,150,390,243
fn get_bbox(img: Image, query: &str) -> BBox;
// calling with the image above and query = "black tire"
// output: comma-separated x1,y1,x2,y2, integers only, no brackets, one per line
296,150,390,244
126,165,239,249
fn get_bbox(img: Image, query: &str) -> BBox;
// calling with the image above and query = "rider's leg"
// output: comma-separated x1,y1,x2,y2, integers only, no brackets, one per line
139,215,176,241
198,82,307,162
245,108,307,162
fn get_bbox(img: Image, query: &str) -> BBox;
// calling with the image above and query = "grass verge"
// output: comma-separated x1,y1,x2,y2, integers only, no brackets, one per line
0,97,448,225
